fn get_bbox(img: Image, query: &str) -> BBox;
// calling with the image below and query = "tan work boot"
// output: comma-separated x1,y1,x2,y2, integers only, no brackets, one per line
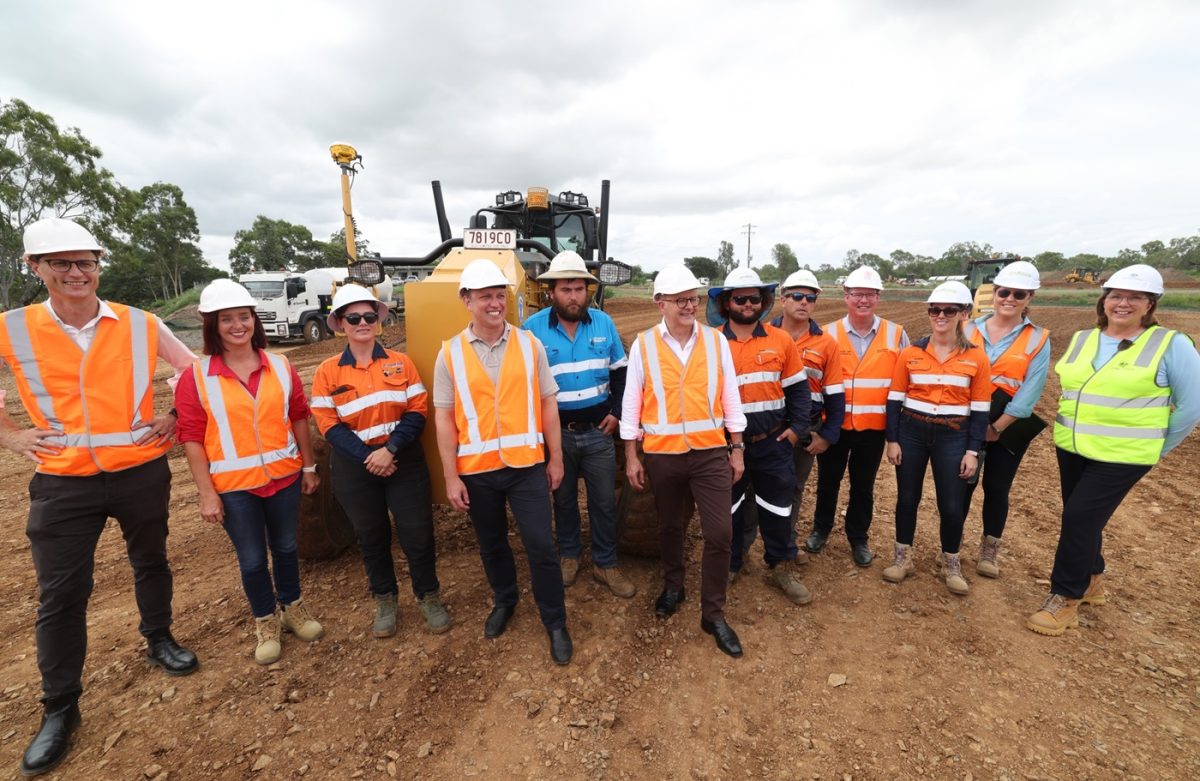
794,548,810,565
882,543,914,583
769,561,813,605
592,565,637,598
560,557,579,587
418,591,452,634
976,535,1002,578
280,599,325,642
942,552,970,595
254,614,282,665
1027,593,1080,636
372,593,398,638
1081,573,1106,605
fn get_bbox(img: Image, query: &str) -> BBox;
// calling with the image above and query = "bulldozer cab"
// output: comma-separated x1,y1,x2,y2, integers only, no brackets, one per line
480,187,598,260
967,255,1020,316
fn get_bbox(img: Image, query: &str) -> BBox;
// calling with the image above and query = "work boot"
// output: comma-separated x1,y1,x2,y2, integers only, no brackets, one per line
1081,573,1106,605
418,591,452,634
976,535,1002,578
254,614,282,665
1026,593,1080,637
280,599,325,642
794,548,810,565
942,552,970,596
769,561,813,605
881,543,914,583
593,565,637,598
560,557,580,587
372,593,398,638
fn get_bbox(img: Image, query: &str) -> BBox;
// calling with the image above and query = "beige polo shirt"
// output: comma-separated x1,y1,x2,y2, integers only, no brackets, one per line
432,322,558,408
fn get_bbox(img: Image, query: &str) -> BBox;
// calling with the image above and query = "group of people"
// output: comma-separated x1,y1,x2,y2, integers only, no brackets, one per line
1,218,1197,776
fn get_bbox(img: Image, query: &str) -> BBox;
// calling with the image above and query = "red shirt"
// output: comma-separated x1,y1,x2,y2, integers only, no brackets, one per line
175,350,310,497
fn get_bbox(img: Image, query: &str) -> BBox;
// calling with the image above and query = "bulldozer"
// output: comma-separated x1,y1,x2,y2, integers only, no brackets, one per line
1064,267,1099,284
966,254,1020,315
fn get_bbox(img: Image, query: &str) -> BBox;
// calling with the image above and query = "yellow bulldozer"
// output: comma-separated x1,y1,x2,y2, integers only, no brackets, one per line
1064,267,1100,284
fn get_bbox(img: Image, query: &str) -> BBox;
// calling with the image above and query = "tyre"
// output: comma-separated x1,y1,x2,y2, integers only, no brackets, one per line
302,317,327,344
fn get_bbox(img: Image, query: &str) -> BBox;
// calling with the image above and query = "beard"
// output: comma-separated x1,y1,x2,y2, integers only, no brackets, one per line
728,308,761,325
555,302,585,322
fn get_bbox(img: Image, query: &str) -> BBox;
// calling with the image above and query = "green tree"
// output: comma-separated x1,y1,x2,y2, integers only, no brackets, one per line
0,98,125,309
318,226,379,270
770,243,799,280
754,264,780,282
717,241,736,276
1032,251,1067,272
124,182,207,300
684,256,721,281
940,241,995,275
229,216,324,275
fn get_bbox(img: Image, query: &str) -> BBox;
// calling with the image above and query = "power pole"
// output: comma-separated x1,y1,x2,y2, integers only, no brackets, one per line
741,223,756,268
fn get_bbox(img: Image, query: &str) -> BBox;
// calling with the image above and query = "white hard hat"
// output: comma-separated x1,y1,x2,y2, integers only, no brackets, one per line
718,267,769,291
459,258,512,291
993,261,1041,290
653,264,703,297
23,217,105,260
327,283,389,333
927,281,973,306
1104,264,1164,296
781,269,822,292
843,265,883,290
705,266,776,326
198,279,257,314
539,250,597,282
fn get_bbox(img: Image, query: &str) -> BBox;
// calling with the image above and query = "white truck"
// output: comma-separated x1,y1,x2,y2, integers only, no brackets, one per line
239,268,397,343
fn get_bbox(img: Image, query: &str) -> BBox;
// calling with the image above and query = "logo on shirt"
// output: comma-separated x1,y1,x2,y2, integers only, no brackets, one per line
381,361,406,377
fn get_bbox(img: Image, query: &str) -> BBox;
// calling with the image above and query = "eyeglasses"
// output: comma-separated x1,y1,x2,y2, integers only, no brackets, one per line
994,288,1029,301
784,292,818,303
846,291,879,300
42,259,100,273
665,296,700,308
927,306,963,317
342,312,380,325
1107,293,1150,304
731,294,762,305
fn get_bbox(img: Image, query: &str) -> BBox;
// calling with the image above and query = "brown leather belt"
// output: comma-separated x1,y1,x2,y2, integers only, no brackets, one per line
901,409,967,431
746,424,786,444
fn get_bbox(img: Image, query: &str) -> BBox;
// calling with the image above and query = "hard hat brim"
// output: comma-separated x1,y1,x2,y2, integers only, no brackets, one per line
537,269,598,282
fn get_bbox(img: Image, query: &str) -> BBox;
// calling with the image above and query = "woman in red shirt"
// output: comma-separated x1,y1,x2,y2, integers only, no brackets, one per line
175,280,322,665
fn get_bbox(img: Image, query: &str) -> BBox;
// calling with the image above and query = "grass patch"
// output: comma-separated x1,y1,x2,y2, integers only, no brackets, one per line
153,288,202,323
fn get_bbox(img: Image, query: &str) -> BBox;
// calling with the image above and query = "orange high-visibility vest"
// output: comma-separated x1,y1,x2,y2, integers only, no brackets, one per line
444,328,545,475
964,320,1049,396
888,342,993,416
0,302,171,475
193,352,301,493
827,317,903,431
636,325,727,454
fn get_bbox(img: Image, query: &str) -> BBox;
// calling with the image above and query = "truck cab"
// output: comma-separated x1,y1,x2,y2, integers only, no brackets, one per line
240,270,335,343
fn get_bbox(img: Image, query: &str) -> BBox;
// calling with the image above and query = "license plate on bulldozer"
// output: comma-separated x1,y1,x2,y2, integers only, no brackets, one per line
464,228,516,249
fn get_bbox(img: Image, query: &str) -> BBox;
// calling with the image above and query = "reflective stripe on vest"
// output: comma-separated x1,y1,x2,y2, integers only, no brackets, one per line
832,318,901,431
447,329,545,474
0,303,167,475
196,352,301,492
638,325,726,453
1053,327,1173,465
965,320,1049,395
310,384,425,443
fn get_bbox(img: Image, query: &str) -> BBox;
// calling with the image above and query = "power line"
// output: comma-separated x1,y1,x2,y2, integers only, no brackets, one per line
741,223,756,268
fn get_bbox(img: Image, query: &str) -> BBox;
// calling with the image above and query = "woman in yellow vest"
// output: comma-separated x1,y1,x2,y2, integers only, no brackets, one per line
1028,265,1200,636
176,280,324,664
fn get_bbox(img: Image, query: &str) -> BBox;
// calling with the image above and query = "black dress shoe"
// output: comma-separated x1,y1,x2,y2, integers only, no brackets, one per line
484,605,515,638
146,633,199,677
700,618,743,658
653,588,686,617
804,530,828,554
19,700,80,777
548,627,573,666
851,544,874,567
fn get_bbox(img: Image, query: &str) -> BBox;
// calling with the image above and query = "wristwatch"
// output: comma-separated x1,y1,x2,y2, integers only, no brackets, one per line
729,442,746,451
385,441,400,456
301,465,318,474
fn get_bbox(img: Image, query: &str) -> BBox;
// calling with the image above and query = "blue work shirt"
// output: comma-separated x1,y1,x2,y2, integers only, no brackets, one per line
969,314,1052,419
523,306,628,424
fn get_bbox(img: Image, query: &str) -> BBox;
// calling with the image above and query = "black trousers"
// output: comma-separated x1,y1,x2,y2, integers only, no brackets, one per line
963,438,1031,539
730,436,798,571
1050,448,1151,599
462,464,566,630
330,447,439,599
26,456,175,703
812,428,887,544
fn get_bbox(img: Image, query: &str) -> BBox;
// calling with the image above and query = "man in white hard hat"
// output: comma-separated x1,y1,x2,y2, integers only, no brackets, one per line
0,217,200,777
523,251,634,598
767,269,845,559
707,267,812,604
622,263,748,657
432,258,572,665
805,265,909,567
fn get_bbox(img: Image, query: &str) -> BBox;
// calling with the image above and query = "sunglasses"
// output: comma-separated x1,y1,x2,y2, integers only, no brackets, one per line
994,288,1029,301
342,312,380,325
927,306,963,317
783,292,818,303
731,294,762,305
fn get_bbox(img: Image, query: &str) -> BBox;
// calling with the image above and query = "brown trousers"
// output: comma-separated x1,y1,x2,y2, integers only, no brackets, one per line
644,447,733,622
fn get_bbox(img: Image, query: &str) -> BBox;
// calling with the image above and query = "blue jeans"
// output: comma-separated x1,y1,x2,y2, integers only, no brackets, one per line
893,413,970,553
553,428,619,568
220,479,302,618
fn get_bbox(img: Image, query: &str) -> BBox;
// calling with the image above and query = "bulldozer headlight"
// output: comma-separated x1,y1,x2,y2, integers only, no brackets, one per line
348,259,384,286
598,260,633,286
496,190,522,207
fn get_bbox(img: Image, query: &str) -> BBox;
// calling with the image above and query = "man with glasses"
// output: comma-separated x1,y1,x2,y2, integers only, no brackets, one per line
523,251,633,598
707,268,812,605
0,218,200,777
804,265,908,567
621,264,748,657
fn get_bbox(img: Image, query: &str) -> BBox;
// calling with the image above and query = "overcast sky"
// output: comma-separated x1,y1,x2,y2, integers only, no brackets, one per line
3,0,1198,272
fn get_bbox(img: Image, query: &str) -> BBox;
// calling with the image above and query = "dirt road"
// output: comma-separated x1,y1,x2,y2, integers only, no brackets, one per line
0,301,1197,780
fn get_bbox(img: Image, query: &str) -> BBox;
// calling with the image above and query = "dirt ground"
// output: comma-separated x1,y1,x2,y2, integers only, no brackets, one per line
0,299,1198,781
